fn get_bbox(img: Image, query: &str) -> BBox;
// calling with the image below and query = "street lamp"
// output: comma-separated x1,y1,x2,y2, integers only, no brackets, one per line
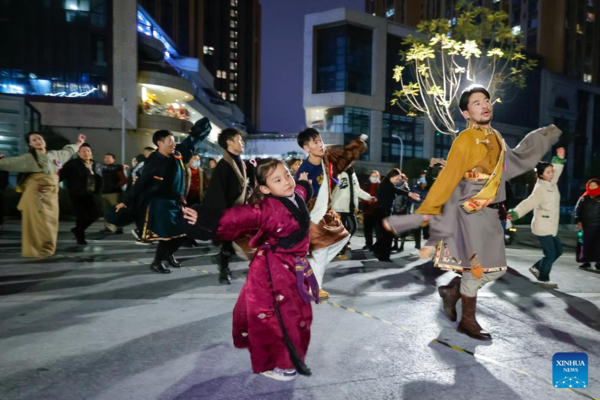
391,134,404,172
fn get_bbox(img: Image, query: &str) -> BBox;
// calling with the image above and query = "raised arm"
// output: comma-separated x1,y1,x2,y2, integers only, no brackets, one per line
505,125,561,181
0,153,40,173
176,117,211,164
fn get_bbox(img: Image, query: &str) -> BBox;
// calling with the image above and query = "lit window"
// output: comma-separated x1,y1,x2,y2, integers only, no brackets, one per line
230,62,238,70
230,93,237,101
217,69,227,79
203,46,214,55
577,23,584,34
231,9,238,18
587,12,595,22
230,41,238,49
583,74,593,83
230,20,238,28
230,0,238,6
512,25,522,35
230,83,237,91
219,91,227,100
231,52,238,60
230,72,238,80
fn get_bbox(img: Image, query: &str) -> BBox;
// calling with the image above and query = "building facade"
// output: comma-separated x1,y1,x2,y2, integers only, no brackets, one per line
0,0,245,164
138,0,262,133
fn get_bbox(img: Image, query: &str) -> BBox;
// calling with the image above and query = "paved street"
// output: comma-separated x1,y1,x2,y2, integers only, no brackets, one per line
0,219,599,400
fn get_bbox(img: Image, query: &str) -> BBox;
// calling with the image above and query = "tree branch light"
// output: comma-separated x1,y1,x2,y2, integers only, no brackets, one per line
391,1,537,138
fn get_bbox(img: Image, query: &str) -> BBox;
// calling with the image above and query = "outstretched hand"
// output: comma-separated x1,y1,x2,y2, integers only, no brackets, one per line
182,207,198,225
115,203,127,213
298,172,309,182
76,134,86,146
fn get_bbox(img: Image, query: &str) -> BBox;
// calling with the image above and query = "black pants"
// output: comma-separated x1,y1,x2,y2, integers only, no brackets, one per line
413,225,430,249
339,212,357,236
155,236,187,261
373,209,393,261
71,194,101,238
363,213,375,247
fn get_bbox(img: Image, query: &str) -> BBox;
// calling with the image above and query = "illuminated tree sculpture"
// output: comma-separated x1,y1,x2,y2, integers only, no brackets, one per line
391,1,538,137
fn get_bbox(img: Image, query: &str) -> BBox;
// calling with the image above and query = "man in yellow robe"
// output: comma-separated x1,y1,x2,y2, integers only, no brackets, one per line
385,85,561,340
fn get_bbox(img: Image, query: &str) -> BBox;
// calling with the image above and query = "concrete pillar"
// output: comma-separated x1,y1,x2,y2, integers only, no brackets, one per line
370,110,383,162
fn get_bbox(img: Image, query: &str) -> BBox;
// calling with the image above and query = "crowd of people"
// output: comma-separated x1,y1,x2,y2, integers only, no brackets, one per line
0,86,599,382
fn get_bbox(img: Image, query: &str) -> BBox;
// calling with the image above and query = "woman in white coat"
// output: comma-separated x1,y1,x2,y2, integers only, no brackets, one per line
508,147,565,288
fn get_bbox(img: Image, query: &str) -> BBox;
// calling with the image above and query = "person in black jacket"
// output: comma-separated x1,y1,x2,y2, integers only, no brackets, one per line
202,128,247,284
575,178,600,270
0,170,8,232
372,168,420,262
112,118,211,274
60,143,102,244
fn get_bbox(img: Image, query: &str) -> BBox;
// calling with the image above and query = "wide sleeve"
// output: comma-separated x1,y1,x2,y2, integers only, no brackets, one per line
0,153,40,173
176,117,211,164
512,183,544,220
504,125,561,181
416,134,479,215
295,180,313,201
216,203,263,242
128,155,161,203
50,144,79,166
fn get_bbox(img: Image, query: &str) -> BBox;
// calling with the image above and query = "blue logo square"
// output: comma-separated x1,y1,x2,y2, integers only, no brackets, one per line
553,352,588,389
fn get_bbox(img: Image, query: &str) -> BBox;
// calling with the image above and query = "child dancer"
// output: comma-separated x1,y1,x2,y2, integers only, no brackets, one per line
183,159,318,381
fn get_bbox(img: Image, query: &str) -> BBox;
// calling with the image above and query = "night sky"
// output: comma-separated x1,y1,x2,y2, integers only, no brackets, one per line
259,0,364,134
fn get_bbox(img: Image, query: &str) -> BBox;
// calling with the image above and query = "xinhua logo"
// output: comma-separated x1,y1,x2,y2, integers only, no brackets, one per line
553,352,588,389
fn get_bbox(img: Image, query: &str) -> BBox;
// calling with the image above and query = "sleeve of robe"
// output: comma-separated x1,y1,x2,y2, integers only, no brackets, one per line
216,203,264,242
48,144,79,167
504,125,561,181
0,153,41,173
416,132,480,215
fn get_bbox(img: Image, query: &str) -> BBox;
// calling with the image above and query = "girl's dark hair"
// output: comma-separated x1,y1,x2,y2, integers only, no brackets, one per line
535,162,553,179
248,158,287,204
459,85,491,112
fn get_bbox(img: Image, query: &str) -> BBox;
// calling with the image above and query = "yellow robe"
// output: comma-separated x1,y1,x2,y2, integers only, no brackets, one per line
417,126,502,215
0,145,79,257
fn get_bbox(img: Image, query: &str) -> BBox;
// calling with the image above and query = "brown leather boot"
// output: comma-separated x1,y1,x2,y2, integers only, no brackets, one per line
438,277,461,322
457,295,492,341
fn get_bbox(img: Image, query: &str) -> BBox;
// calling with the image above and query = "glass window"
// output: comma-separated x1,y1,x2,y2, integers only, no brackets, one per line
381,113,424,162
315,25,373,95
230,20,238,28
230,62,238,70
230,52,238,60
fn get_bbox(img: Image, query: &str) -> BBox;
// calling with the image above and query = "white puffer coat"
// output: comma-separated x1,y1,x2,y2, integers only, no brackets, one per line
513,161,564,237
